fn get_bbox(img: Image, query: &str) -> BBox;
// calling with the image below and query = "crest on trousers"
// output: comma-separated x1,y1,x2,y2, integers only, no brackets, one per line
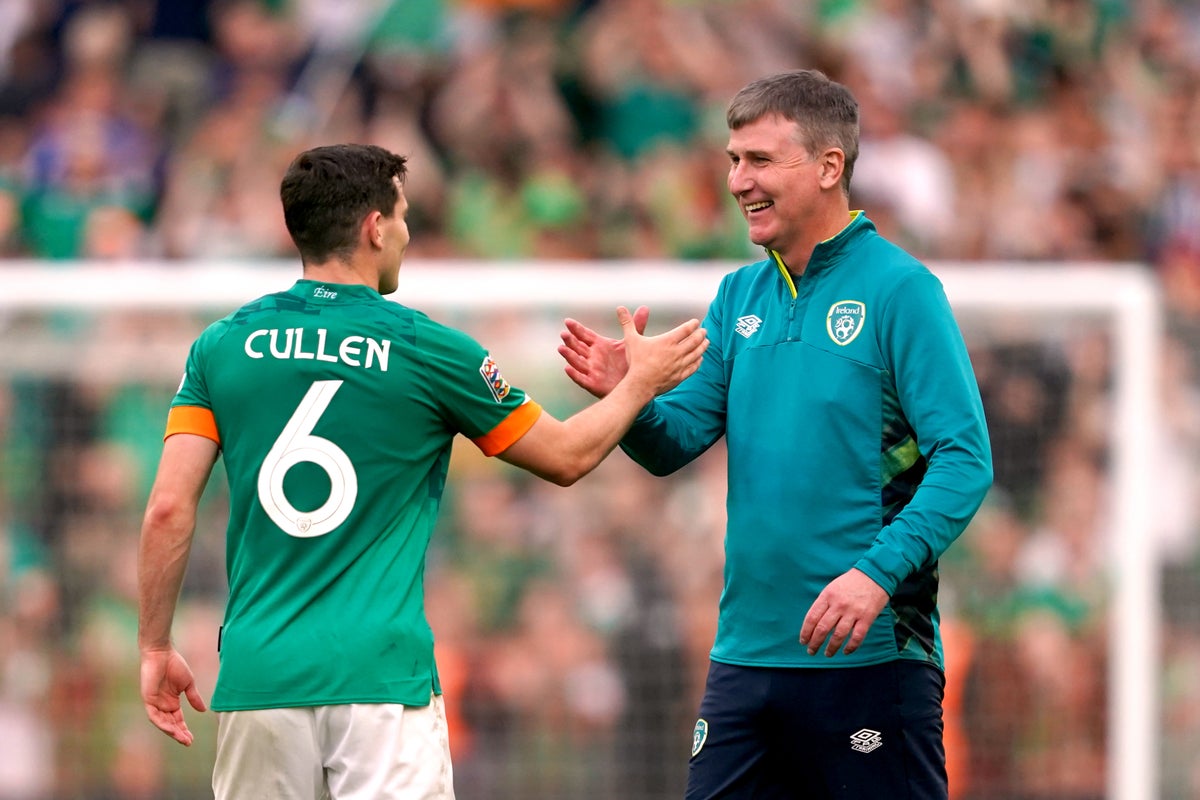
826,300,866,346
692,718,708,757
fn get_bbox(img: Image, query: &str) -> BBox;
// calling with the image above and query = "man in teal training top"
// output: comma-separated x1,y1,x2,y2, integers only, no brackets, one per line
137,143,708,799
559,70,993,799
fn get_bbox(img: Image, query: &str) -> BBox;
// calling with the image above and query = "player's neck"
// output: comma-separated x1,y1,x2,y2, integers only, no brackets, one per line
301,258,380,291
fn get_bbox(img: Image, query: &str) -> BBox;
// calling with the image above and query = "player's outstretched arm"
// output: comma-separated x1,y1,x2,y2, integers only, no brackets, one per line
558,305,649,398
505,306,706,485
138,433,218,745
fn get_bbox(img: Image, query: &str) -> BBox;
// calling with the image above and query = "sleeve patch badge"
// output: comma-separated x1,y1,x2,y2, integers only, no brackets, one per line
479,355,512,402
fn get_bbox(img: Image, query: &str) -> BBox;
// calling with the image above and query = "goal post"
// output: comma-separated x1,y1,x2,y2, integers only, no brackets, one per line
0,260,1162,799
936,263,1161,800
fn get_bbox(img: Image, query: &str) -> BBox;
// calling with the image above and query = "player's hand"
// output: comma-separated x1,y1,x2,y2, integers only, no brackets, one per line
141,647,207,746
799,568,889,657
618,306,707,397
559,306,650,398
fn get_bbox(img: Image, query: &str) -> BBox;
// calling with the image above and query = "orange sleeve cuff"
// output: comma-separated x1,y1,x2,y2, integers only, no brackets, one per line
472,399,542,456
164,405,220,444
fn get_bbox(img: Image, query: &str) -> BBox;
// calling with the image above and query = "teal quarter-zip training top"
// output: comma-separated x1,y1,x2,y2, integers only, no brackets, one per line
620,212,993,670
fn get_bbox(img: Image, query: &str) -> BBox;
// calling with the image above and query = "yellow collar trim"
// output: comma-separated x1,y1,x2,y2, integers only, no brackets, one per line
770,211,863,299
769,250,797,298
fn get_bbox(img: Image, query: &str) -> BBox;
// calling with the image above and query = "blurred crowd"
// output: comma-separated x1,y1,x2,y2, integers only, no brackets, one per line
0,0,1195,278
3,0,1200,798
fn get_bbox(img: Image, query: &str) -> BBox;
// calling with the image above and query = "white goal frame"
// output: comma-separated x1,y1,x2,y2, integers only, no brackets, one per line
1,260,1162,800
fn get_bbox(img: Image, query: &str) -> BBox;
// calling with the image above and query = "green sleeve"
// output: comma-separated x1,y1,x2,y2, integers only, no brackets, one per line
413,317,531,440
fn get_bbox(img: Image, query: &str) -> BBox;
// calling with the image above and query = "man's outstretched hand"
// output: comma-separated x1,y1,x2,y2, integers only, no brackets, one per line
616,306,707,398
559,305,650,398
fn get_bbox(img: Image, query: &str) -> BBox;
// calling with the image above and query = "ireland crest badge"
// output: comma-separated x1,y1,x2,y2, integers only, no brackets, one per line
826,300,866,346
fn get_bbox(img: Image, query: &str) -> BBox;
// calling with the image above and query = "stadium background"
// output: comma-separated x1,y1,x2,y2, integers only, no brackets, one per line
0,0,1198,798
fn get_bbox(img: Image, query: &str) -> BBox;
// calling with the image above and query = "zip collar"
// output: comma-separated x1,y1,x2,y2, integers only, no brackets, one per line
769,211,874,298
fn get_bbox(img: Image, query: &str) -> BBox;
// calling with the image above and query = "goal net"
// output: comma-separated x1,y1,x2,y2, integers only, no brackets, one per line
0,260,1164,799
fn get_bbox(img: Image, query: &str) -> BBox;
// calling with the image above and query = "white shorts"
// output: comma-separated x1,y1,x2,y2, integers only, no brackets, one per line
213,696,455,800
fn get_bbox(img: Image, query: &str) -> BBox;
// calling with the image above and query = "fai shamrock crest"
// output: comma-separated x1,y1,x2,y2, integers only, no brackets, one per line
826,300,866,346
692,718,708,757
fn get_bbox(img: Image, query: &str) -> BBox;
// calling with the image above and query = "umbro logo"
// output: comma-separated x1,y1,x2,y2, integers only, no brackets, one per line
850,728,883,753
735,315,762,338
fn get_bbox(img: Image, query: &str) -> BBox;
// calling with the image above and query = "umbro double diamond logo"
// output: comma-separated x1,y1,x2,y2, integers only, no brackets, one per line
735,315,762,338
850,728,883,753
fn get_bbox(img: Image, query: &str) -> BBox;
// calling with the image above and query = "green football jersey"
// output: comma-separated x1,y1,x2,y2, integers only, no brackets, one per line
169,280,541,710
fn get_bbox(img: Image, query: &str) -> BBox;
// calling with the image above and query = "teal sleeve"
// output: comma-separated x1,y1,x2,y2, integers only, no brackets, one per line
619,288,730,475
855,271,993,594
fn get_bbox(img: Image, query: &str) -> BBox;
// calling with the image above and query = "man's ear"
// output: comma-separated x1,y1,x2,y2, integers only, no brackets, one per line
818,149,845,190
363,211,384,249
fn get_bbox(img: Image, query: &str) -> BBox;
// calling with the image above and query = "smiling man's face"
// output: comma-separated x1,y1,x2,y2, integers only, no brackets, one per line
726,113,826,260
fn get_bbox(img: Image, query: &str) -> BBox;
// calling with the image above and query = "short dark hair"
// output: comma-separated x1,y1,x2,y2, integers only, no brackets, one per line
280,144,408,263
727,70,859,194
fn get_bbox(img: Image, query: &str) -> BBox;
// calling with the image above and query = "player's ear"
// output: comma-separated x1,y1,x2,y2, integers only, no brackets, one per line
363,211,384,249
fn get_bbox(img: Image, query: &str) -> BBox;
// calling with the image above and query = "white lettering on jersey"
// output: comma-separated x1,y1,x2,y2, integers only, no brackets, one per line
244,328,392,372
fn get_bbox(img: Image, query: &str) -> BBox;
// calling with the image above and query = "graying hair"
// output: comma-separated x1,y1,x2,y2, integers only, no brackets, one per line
727,70,860,194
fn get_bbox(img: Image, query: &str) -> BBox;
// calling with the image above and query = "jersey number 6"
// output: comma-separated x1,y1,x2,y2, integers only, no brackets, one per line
257,380,358,538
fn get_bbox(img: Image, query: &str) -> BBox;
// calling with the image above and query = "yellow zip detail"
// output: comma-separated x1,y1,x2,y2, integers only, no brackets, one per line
770,250,797,299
